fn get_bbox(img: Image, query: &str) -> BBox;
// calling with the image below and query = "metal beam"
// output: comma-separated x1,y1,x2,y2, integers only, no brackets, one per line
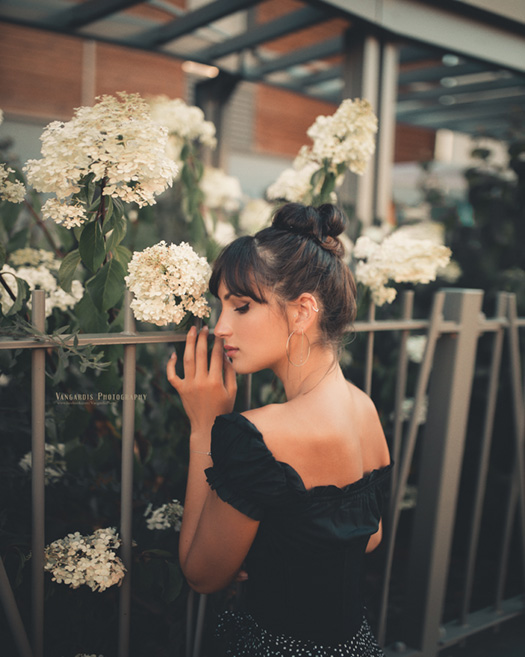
245,36,343,78
398,75,525,103
193,6,328,61
398,62,491,86
128,0,260,48
308,0,525,74
44,0,144,30
397,95,525,126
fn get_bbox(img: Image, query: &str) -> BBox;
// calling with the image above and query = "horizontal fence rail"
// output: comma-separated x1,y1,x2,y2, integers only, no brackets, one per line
0,288,524,657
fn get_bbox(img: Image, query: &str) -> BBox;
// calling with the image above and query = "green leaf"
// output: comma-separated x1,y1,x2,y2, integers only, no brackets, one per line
0,200,22,234
86,258,125,312
105,212,127,254
6,276,29,316
113,245,132,270
0,242,6,268
103,196,114,227
58,249,81,293
79,220,105,272
74,293,109,332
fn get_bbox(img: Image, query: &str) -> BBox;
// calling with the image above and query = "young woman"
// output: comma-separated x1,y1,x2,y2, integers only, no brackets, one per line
167,203,392,656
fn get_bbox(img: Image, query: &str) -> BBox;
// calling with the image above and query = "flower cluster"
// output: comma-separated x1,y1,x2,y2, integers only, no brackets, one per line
201,167,243,212
24,93,178,228
19,443,67,485
239,199,273,234
0,163,26,203
304,98,378,174
44,527,126,592
406,335,427,363
9,248,58,268
267,160,320,204
144,499,184,531
125,241,211,326
147,96,217,162
354,232,451,305
0,263,83,317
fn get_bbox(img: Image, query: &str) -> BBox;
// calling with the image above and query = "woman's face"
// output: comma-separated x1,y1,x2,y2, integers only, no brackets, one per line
214,281,290,375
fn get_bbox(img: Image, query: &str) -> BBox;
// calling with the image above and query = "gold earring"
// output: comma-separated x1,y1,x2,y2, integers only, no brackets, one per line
286,329,311,367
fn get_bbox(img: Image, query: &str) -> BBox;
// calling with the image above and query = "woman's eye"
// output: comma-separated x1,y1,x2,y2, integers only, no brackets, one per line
234,303,250,314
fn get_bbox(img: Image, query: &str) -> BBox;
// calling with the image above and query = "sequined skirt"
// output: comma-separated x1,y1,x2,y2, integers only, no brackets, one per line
213,609,385,657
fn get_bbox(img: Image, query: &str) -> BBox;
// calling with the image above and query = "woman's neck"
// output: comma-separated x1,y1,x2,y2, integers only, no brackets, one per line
278,347,341,401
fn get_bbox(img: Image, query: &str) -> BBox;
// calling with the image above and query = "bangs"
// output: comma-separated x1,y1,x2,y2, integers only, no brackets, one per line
209,236,268,303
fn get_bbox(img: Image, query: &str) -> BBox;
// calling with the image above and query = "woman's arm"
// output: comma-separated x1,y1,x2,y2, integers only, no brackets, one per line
167,326,257,593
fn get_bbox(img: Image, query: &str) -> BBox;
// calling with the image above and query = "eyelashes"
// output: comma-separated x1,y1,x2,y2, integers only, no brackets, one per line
234,303,250,314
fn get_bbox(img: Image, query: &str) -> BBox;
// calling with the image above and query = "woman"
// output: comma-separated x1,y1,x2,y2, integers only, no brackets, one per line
167,203,392,656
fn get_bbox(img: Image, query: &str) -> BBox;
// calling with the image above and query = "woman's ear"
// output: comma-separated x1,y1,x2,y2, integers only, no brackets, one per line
290,293,320,332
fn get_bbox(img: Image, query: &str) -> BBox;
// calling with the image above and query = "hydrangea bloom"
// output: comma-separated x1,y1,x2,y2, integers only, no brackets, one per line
24,93,178,227
147,96,217,162
239,199,273,234
0,163,26,203
267,160,320,203
406,335,427,363
19,443,67,485
125,241,211,326
44,527,125,592
354,232,451,305
9,248,58,268
304,98,378,175
144,499,184,531
200,167,242,212
0,264,83,317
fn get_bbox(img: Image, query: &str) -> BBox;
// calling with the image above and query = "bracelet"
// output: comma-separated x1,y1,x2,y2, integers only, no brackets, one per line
191,450,212,456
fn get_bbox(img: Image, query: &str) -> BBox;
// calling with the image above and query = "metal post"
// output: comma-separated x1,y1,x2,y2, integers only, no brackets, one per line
31,290,46,657
341,30,380,226
375,41,399,224
460,293,506,623
0,557,33,657
404,289,483,656
364,301,376,396
118,290,136,657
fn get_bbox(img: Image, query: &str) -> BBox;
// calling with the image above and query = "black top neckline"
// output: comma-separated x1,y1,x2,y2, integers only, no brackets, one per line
218,412,393,495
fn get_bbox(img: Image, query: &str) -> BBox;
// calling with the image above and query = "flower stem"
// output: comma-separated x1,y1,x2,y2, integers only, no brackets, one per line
0,272,16,301
24,200,64,258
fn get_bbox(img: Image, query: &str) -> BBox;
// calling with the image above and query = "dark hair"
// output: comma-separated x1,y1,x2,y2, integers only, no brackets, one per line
209,203,357,346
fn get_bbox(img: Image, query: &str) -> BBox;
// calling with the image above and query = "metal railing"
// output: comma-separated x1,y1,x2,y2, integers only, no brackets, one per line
1,287,524,657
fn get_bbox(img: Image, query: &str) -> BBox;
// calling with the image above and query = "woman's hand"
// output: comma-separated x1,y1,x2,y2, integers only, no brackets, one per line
166,325,237,435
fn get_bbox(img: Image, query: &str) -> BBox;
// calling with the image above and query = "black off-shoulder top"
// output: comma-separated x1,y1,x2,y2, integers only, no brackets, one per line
205,412,392,644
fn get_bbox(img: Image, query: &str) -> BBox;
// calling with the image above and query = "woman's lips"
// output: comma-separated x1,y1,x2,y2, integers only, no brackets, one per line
224,346,238,357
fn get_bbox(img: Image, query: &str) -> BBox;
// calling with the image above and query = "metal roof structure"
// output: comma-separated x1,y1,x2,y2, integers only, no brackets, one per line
1,0,524,141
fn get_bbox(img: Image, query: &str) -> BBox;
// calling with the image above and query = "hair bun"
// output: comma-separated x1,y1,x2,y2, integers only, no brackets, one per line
272,203,345,256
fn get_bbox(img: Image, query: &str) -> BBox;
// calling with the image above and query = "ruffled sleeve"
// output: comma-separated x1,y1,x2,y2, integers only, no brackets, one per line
205,413,288,521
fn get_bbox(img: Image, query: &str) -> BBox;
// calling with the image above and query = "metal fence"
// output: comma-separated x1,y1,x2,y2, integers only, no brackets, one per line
1,287,524,657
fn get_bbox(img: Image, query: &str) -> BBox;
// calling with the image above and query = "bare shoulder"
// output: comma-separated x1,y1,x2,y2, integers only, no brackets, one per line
346,381,391,468
241,404,284,435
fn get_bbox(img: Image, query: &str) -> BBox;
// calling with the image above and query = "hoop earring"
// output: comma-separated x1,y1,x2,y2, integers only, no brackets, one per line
286,330,311,367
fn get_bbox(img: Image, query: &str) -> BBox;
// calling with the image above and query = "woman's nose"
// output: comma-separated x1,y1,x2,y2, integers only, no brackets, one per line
214,311,231,338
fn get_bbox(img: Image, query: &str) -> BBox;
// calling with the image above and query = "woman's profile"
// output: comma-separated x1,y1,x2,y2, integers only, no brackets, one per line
167,202,392,656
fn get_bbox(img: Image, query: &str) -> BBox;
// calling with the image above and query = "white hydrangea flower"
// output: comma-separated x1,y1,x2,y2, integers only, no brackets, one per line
147,96,217,162
24,93,178,227
9,248,58,269
0,163,26,203
239,198,273,234
19,443,67,484
144,499,184,531
406,335,427,363
204,215,237,246
44,527,125,592
438,259,462,283
305,98,378,175
400,396,428,425
125,241,211,326
354,231,451,305
267,160,320,203
0,264,84,317
200,167,243,212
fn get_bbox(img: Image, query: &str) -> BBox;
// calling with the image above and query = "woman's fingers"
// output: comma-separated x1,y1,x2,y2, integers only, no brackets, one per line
224,352,237,397
209,333,224,378
166,351,181,390
182,325,197,379
194,325,210,376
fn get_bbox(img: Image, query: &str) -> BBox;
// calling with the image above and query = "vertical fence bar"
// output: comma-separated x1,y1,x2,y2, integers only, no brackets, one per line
377,290,445,646
460,293,506,624
404,289,483,656
364,301,375,396
118,291,136,657
0,557,33,657
390,290,414,507
495,293,525,608
31,290,46,657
